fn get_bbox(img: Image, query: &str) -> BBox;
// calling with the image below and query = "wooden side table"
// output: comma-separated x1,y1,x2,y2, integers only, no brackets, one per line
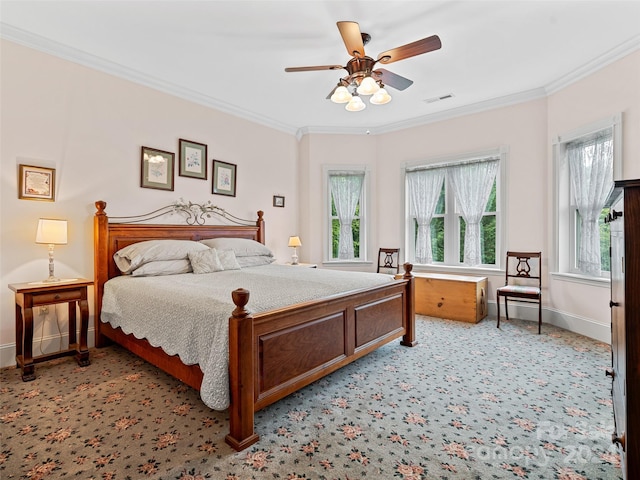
8,278,93,381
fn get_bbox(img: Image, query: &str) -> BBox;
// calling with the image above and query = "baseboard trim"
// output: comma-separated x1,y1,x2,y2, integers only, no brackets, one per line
487,301,610,344
0,328,96,370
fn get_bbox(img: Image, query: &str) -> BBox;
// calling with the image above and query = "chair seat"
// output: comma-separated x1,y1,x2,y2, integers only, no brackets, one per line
497,285,540,296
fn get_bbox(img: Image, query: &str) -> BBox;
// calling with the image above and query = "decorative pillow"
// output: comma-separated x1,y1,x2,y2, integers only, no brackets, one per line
188,248,224,274
199,237,273,257
131,260,192,277
114,239,208,274
217,249,241,270
236,255,276,268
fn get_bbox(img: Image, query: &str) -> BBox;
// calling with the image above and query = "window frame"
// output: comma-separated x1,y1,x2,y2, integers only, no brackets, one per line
404,147,507,273
323,165,370,264
552,113,622,284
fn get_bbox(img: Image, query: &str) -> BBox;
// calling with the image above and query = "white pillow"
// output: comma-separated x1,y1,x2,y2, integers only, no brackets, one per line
199,237,273,257
236,255,276,268
188,248,224,274
131,260,192,277
114,240,208,274
217,249,241,270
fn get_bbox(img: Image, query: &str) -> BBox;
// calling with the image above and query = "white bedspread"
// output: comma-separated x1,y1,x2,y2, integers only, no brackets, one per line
101,264,394,410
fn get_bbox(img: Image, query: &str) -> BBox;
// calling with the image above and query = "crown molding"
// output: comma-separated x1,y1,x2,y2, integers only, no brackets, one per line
3,22,638,141
545,34,640,95
0,23,299,136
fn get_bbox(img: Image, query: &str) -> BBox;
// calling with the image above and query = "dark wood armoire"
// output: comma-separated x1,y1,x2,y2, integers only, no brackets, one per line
606,178,640,479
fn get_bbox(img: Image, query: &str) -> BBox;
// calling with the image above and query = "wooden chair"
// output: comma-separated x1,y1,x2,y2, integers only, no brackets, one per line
496,251,542,333
377,248,400,274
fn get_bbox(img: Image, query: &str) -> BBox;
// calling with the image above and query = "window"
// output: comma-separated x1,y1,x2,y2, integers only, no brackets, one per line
554,114,621,279
405,149,505,269
324,167,369,262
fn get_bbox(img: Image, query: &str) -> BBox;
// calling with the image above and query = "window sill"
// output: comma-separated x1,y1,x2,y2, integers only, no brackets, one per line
322,260,373,267
412,264,503,277
551,272,610,288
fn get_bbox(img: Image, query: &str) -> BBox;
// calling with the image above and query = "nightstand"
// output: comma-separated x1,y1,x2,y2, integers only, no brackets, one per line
284,262,317,268
8,278,93,381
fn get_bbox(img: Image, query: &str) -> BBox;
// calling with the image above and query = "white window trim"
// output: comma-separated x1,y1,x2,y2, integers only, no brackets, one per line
322,164,370,264
403,146,508,273
552,113,622,285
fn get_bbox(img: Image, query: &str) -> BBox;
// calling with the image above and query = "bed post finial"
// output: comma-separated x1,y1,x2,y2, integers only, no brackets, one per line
226,288,259,451
402,262,413,278
95,200,107,215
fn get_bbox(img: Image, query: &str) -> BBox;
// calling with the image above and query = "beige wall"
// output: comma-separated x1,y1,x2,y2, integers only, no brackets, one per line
1,38,638,367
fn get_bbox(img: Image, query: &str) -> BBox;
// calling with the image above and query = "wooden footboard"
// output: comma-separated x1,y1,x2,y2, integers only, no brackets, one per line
225,265,415,450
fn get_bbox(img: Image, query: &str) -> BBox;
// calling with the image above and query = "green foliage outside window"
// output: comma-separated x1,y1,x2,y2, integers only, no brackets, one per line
331,196,360,259
417,179,496,265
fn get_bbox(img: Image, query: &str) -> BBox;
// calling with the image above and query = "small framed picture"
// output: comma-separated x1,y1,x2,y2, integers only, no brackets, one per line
18,164,56,201
212,160,237,197
273,195,285,207
141,146,175,191
179,139,207,180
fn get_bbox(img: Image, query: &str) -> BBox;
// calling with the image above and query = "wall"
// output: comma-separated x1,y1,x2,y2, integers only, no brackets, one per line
0,40,298,366
2,39,638,368
300,50,640,343
545,49,640,338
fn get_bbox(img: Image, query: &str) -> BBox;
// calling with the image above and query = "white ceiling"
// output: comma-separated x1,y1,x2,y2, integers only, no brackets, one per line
2,1,640,136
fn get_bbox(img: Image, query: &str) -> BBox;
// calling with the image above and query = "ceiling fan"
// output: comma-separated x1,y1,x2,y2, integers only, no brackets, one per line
284,21,441,111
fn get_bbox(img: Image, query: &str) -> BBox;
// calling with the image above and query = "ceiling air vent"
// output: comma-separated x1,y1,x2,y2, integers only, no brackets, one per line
424,93,454,104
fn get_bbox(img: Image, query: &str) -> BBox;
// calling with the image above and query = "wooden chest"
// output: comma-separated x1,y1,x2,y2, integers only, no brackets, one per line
413,273,488,323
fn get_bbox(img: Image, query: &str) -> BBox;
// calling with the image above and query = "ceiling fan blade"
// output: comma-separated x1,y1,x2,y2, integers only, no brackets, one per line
372,68,413,91
285,65,345,72
337,21,365,58
376,35,441,64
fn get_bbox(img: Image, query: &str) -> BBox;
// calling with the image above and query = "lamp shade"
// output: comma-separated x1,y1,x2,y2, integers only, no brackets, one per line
370,87,392,105
330,86,352,104
288,236,302,248
345,95,366,112
35,218,68,245
356,76,380,95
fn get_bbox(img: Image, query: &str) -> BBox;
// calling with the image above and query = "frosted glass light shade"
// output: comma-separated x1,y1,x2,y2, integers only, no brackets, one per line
370,88,392,105
330,86,352,104
35,218,68,244
356,76,380,95
345,96,366,112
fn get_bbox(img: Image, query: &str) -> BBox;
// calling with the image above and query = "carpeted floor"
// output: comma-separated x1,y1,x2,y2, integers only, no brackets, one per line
1,316,621,480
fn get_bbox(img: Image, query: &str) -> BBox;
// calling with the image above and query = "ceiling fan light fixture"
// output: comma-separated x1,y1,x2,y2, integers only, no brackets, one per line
356,76,380,95
345,95,366,112
370,87,392,105
330,85,352,103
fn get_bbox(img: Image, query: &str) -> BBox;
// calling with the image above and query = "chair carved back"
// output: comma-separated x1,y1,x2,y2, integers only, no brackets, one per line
377,248,400,274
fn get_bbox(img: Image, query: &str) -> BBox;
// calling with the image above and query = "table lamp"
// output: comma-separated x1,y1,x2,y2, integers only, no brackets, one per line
35,218,68,282
288,236,302,265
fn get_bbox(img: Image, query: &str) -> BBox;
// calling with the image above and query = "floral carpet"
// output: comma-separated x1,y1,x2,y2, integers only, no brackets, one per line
1,316,621,479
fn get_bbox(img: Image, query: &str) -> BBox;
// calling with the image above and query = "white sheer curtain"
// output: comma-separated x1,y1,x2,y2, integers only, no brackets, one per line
447,159,499,266
330,173,364,259
407,168,445,264
567,131,613,275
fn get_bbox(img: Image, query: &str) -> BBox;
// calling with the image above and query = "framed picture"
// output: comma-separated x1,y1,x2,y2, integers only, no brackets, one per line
273,195,285,207
141,146,174,191
212,160,237,197
18,164,56,201
179,139,207,180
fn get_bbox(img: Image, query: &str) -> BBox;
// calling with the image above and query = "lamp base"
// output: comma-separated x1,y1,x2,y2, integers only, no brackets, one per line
291,253,299,265
42,276,61,283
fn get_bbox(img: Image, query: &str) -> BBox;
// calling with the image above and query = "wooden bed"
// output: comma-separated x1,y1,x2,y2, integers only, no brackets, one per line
93,200,416,451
